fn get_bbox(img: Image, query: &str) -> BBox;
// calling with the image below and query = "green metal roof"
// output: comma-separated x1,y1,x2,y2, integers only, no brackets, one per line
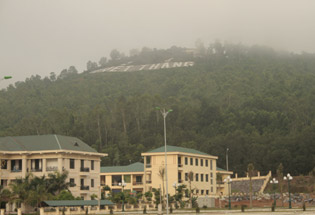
217,167,227,171
101,162,144,173
0,135,97,153
146,145,212,156
42,200,114,207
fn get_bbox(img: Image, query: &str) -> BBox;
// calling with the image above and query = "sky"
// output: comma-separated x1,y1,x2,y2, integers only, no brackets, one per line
1,0,315,88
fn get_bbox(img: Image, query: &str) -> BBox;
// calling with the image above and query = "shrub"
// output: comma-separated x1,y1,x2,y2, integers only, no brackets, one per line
202,205,207,209
143,206,147,214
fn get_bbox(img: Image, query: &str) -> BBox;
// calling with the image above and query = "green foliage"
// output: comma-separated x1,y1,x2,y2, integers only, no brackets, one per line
1,43,315,175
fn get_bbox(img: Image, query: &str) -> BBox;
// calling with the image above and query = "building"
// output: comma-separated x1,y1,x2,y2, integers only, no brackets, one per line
0,134,107,210
216,167,233,196
100,162,144,194
142,145,218,197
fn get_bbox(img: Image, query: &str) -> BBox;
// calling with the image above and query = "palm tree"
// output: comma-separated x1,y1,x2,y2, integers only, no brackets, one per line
0,185,12,208
247,163,255,208
46,171,70,195
158,166,165,207
9,174,32,209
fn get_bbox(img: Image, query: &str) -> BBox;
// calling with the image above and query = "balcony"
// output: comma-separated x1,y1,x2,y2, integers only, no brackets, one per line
133,182,143,186
145,164,152,168
46,166,58,171
11,169,22,173
31,168,42,172
70,183,76,187
80,167,90,172
80,185,89,190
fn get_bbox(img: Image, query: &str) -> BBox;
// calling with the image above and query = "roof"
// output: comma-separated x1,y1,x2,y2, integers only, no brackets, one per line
101,162,144,173
0,135,97,153
145,145,213,156
217,167,227,171
42,200,114,207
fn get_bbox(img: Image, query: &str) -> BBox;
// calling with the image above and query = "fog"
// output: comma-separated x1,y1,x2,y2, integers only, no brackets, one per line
1,0,315,87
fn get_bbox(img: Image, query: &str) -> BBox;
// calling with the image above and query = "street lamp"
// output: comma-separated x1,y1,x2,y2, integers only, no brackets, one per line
270,178,278,207
283,173,293,209
119,180,127,212
223,176,232,210
156,107,172,215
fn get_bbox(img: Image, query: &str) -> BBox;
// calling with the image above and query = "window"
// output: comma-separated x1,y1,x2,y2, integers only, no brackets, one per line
1,160,7,169
196,189,199,194
70,178,75,187
195,158,198,166
185,157,188,165
201,174,204,182
201,190,204,195
195,173,199,182
200,159,203,166
211,179,213,185
81,160,84,168
206,160,208,167
91,160,94,170
11,160,22,171
206,174,209,182
136,176,142,183
211,173,213,178
210,160,213,170
206,190,209,195
91,179,94,188
124,175,131,183
190,158,193,165
70,159,75,169
211,187,213,192
185,173,188,181
146,156,151,167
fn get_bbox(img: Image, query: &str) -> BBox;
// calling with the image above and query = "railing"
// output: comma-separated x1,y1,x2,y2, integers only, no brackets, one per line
80,167,90,172
178,164,183,167
133,182,143,186
46,166,58,171
112,182,120,186
145,164,152,168
80,185,89,190
31,168,42,172
11,169,22,172
146,180,152,184
70,183,76,187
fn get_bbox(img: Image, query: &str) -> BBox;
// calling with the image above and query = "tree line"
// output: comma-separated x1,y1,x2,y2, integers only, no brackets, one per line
0,42,315,176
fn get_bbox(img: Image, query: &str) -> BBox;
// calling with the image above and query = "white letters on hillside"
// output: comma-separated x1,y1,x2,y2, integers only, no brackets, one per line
91,61,194,73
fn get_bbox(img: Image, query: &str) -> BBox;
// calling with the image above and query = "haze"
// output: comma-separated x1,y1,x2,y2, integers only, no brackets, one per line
1,0,315,88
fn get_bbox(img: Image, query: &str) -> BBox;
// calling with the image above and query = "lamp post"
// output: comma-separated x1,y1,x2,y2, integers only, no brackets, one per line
119,180,127,212
283,173,293,209
270,178,278,207
223,176,232,210
156,107,172,215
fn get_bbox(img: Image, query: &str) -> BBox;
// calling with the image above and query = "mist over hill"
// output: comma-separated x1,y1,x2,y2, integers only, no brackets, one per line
1,42,315,176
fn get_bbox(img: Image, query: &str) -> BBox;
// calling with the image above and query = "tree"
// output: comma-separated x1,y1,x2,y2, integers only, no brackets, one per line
46,171,70,195
247,163,255,208
158,166,165,207
99,57,107,67
86,61,98,71
110,49,121,61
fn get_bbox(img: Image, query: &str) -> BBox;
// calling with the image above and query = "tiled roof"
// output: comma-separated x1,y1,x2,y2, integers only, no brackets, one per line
0,135,97,153
101,162,144,173
146,145,212,156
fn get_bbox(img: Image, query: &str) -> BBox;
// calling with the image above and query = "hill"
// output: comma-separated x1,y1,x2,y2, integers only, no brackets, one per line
0,42,315,176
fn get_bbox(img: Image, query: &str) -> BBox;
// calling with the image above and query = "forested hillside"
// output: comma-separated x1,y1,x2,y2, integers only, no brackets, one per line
1,42,315,176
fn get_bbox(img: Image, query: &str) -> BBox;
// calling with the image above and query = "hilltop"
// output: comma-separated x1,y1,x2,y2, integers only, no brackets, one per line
0,42,315,176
